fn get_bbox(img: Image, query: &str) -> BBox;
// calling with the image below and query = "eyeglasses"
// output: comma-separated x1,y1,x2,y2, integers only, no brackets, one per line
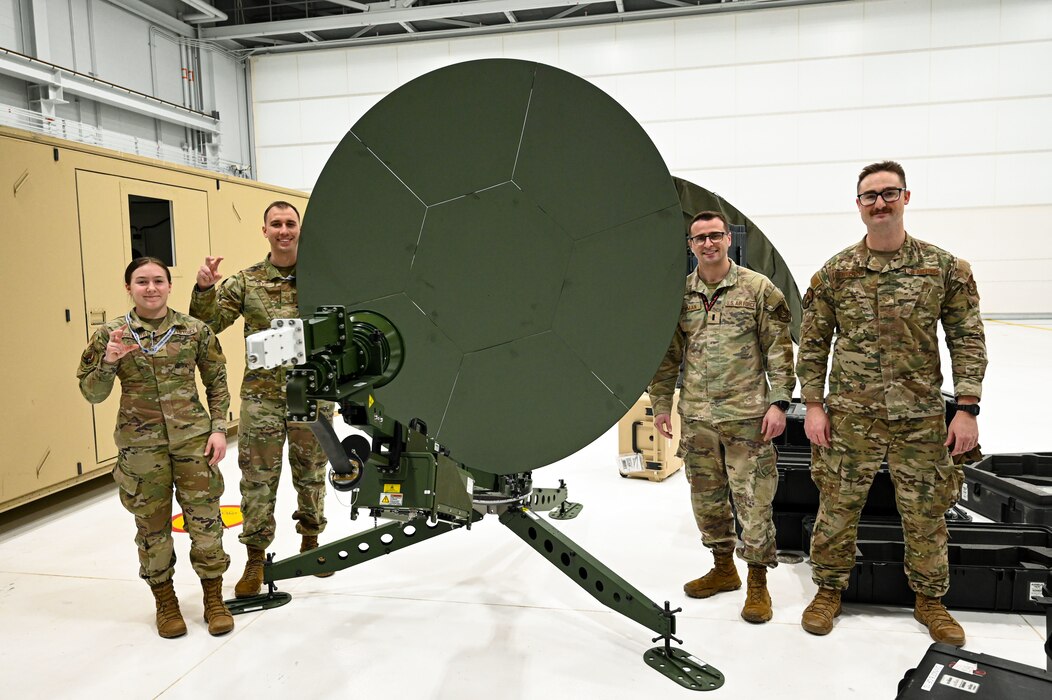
688,232,728,245
857,188,906,206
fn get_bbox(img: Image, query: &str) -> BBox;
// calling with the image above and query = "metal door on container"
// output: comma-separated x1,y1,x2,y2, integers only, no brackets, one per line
77,171,210,465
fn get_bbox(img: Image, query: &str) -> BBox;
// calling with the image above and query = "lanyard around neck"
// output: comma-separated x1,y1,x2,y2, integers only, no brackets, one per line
125,313,177,356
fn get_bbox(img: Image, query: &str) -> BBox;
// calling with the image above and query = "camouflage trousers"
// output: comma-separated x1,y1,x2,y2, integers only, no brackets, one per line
113,438,230,585
237,396,332,549
809,411,963,598
678,417,778,567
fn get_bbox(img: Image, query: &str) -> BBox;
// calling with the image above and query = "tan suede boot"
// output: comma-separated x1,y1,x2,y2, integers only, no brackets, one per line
201,577,234,636
683,551,741,598
914,594,966,647
301,535,334,578
234,546,266,598
740,564,773,623
801,587,842,635
149,580,188,639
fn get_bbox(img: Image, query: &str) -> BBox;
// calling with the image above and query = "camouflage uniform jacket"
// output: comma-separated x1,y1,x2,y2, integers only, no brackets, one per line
190,255,297,402
649,262,795,424
797,234,987,420
77,309,229,448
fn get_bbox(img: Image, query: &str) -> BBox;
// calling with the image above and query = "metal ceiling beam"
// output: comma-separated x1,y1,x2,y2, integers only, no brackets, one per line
0,48,220,132
229,0,851,51
326,0,372,11
200,0,613,39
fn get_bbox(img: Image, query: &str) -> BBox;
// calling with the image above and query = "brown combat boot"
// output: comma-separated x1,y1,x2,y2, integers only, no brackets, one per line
740,565,773,623
684,551,741,598
914,594,966,647
149,580,188,639
301,535,334,578
801,587,842,635
234,545,266,598
201,577,235,636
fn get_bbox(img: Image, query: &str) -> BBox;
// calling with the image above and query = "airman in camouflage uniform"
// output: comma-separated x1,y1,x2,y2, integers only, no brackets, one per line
797,161,987,646
650,211,795,624
190,201,333,598
77,257,233,638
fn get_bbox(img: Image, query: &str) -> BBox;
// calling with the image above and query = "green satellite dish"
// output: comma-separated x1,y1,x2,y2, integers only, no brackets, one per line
300,59,684,476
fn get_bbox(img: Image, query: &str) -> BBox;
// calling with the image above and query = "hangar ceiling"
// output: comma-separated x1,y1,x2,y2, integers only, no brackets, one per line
134,0,848,52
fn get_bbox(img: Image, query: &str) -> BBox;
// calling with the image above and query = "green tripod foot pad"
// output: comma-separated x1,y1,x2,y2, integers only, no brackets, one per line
644,646,725,691
547,501,583,520
225,592,292,616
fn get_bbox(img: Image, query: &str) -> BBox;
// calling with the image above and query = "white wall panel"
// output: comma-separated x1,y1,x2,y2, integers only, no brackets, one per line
298,49,350,98
732,165,800,217
502,31,559,65
254,101,302,147
861,52,930,106
0,73,27,107
735,7,799,64
255,146,304,191
924,155,998,209
557,25,618,76
931,0,1002,48
794,162,861,214
997,97,1052,152
615,71,676,124
673,14,736,69
797,111,862,164
798,57,864,111
448,36,503,63
396,40,451,83
735,62,798,115
930,46,1000,103
736,114,799,166
1000,0,1052,42
797,1,866,59
861,0,933,53
299,97,351,144
44,0,73,66
90,1,153,94
994,152,1052,206
346,46,400,95
252,54,303,101
0,0,21,51
998,41,1052,97
671,118,737,171
929,101,998,156
859,104,930,160
673,66,736,119
151,35,184,105
614,20,676,73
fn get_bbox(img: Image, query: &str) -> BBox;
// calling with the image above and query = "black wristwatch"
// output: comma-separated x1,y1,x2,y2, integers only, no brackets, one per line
771,400,790,411
956,403,980,416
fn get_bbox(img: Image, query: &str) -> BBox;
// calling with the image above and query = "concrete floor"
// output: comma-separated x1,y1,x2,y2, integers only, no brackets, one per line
1,317,1049,699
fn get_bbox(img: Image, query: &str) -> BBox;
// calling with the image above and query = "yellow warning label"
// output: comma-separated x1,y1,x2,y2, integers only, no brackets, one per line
368,394,375,408
380,495,390,505
172,504,243,533
383,483,401,493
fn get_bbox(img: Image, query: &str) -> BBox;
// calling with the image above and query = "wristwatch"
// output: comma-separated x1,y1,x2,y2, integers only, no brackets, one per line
771,400,790,411
955,403,980,416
